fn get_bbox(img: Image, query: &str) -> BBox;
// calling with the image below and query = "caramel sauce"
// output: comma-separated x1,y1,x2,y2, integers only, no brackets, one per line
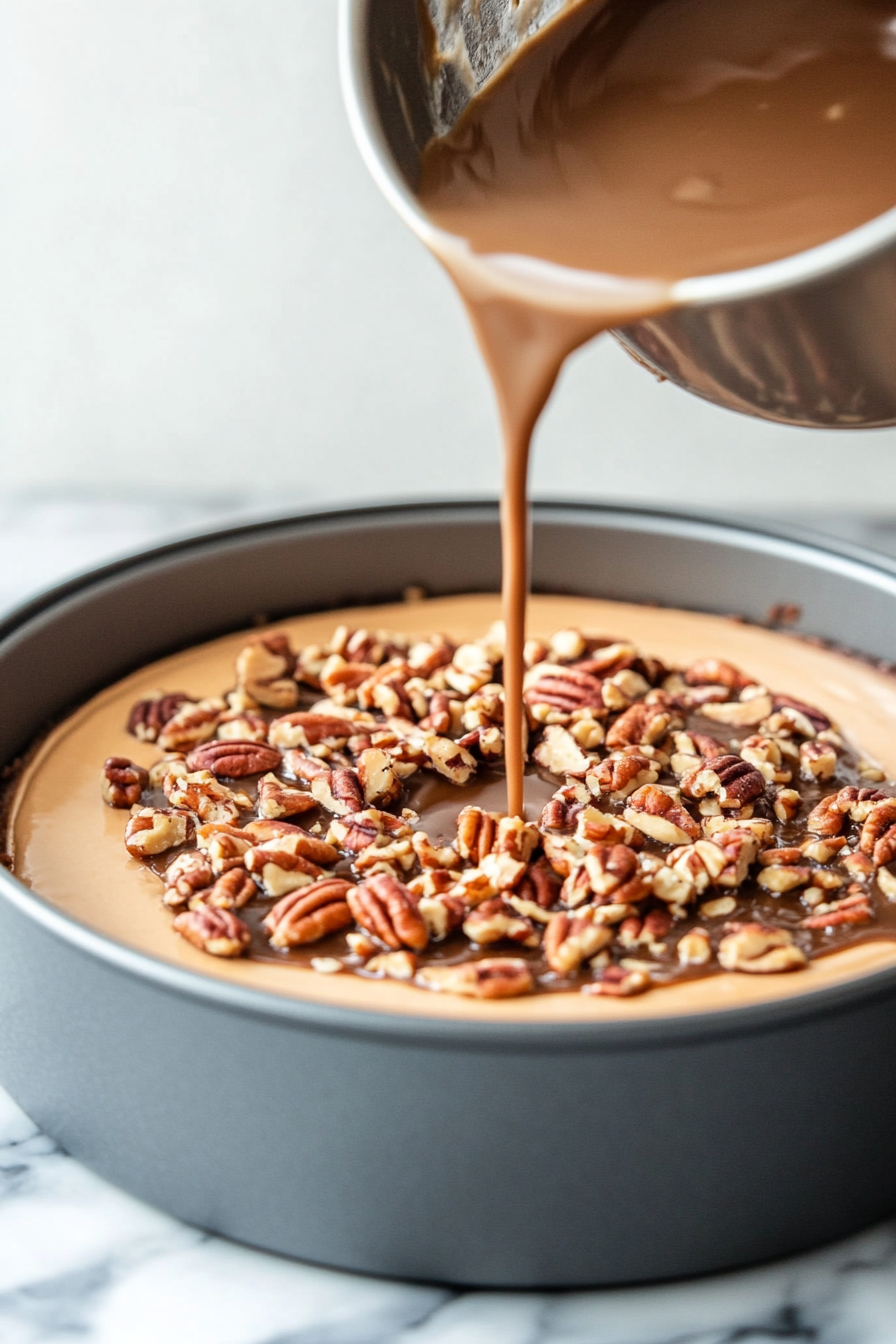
415,0,896,815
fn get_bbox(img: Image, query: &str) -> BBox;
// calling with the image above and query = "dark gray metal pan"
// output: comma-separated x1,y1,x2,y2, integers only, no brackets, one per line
2,501,896,1287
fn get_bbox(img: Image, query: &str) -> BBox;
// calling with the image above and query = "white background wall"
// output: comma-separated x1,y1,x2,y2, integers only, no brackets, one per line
2,0,896,517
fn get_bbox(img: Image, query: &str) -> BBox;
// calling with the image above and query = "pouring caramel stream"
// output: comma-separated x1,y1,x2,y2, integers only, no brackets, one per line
416,0,896,815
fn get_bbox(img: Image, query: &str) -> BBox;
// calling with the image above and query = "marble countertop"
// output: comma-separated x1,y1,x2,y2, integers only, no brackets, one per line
4,495,896,1344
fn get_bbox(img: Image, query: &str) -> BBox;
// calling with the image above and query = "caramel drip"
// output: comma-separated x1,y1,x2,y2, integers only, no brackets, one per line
417,0,896,815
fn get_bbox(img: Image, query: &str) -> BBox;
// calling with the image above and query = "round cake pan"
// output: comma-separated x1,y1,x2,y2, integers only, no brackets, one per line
4,500,896,1288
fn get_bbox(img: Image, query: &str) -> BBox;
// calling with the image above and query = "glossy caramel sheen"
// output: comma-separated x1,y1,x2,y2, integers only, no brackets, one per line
419,0,896,279
415,0,896,821
9,594,896,1021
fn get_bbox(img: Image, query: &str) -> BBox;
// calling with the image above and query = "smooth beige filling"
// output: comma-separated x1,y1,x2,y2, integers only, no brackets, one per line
9,592,896,1021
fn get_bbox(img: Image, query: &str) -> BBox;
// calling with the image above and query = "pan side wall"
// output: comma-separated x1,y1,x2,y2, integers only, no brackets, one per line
2,504,896,769
1,893,896,1287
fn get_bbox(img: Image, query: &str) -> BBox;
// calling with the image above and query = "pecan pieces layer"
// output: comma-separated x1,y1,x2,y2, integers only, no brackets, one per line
109,618,893,1000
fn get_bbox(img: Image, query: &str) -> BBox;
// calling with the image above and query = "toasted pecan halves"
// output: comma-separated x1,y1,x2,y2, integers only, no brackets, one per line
264,878,355,948
186,740,282,778
347,872,429,951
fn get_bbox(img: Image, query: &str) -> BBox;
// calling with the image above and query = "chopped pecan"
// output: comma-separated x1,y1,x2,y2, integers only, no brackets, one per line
667,839,728,895
245,844,327,898
185,740,281,778
353,836,416,875
600,669,651,711
560,865,592,909
127,691,191,742
418,690,455,734
684,658,753,691
799,740,837,782
624,786,700,845
544,910,613,974
311,768,365,815
605,702,674,751
718,923,807,973
463,897,539,947
423,734,477,784
739,735,795,785
772,694,831,734
575,805,641,849
256,774,316,819
329,808,409,851
524,664,605,721
356,748,401,805
319,655,378,705
713,828,761,886
147,753,189,790
411,831,460,870
269,712,353,751
700,692,774,728
757,865,812,893
192,866,257,910
417,957,535,998
215,710,269,743
859,798,896,866
457,725,504,762
417,893,468,939
493,816,539,864
244,824,337,864
456,806,498,863
347,872,429,951
540,796,579,831
842,852,876,879
408,637,455,679
583,843,648,904
235,634,298,710
157,698,226,752
514,856,562,909
263,877,354,947
774,788,803,824
124,807,194,857
808,786,889,835
172,907,251,957
587,752,658,801
163,849,214,907
365,951,418,980
165,770,251,824
801,892,872,928
461,685,504,732
549,628,588,661
573,641,639,676
195,822,253,873
680,755,766,809
101,757,149,808
758,847,805,866
878,867,896,900
282,750,334,784
532,725,591,777
677,928,712,965
583,966,652,997
357,661,419,718
700,895,737,919
480,850,528,891
444,644,494,696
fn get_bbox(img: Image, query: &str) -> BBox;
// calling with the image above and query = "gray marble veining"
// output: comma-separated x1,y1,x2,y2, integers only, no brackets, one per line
3,496,896,1343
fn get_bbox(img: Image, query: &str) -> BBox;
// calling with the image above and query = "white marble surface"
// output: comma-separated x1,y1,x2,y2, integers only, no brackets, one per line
5,496,896,1343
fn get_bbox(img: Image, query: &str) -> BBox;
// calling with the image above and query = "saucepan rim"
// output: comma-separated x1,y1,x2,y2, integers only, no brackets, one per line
337,0,896,310
6,498,896,1049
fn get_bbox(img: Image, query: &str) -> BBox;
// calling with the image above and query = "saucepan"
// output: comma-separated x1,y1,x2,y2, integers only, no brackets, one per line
339,0,896,427
3,502,896,1285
